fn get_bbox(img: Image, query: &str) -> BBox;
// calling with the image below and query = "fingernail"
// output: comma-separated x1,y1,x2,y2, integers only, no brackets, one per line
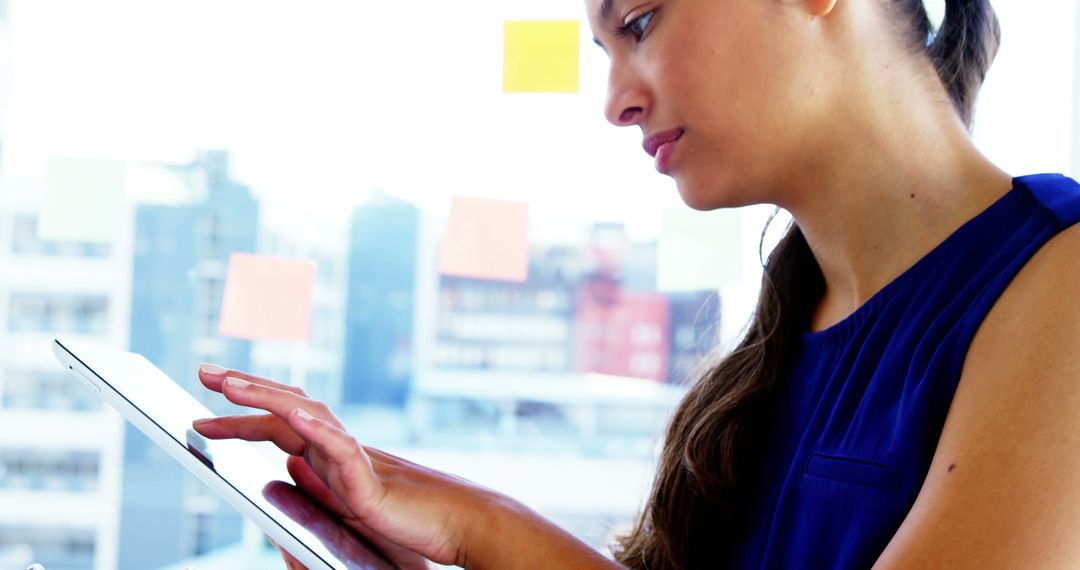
200,363,226,375
294,409,314,422
224,376,249,389
192,418,212,427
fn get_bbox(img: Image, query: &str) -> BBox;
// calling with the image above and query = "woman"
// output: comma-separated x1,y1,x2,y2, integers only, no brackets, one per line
193,0,1080,567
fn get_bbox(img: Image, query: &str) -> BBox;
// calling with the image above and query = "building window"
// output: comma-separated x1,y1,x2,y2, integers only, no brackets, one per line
1,369,102,411
0,526,95,570
10,215,111,258
8,294,109,334
192,512,213,556
630,324,662,346
0,448,100,492
201,210,226,257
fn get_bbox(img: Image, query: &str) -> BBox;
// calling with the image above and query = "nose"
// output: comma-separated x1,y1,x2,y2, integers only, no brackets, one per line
603,60,649,127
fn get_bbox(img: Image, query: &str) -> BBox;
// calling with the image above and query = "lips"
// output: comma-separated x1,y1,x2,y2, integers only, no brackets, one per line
642,128,684,158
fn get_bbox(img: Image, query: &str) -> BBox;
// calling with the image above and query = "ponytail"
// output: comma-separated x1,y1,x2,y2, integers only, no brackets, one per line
904,0,1002,127
614,223,823,569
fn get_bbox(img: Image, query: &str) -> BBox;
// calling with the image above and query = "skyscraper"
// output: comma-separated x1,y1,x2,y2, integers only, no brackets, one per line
0,173,132,570
120,151,258,568
342,194,419,408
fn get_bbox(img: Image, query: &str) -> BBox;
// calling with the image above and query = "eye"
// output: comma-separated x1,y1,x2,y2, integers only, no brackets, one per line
616,10,655,42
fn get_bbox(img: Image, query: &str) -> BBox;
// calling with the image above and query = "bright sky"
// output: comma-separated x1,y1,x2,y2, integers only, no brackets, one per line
2,0,1076,242
2,0,683,240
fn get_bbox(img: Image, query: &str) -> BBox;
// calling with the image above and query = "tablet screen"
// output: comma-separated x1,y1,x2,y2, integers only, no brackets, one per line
54,339,349,570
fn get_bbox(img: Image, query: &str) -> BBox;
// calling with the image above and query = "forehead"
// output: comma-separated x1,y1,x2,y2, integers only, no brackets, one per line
584,0,618,43
583,0,613,27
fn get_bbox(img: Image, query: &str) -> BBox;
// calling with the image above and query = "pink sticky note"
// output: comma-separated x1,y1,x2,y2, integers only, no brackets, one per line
219,253,317,342
439,197,530,282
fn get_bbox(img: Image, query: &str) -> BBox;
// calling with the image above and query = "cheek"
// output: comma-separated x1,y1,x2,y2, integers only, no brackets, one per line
652,34,756,140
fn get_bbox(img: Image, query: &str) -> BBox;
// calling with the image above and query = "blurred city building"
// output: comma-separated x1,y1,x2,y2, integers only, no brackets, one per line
408,220,716,459
341,194,420,408
0,172,131,570
251,214,348,410
435,246,578,374
120,151,257,568
0,6,128,567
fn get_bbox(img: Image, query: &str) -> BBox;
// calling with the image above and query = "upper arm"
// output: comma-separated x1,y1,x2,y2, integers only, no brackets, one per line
873,224,1080,569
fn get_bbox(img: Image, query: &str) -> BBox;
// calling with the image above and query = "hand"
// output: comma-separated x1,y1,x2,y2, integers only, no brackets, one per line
191,365,498,568
263,472,400,570
264,455,431,570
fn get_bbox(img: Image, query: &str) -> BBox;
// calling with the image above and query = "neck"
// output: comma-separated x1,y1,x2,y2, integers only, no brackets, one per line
777,82,1012,332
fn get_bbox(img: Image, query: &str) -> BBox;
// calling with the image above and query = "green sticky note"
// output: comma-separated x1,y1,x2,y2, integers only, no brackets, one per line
503,20,580,94
39,157,128,243
658,208,743,292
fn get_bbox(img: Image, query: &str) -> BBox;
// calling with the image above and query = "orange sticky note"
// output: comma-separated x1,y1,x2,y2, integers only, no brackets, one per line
503,20,580,93
439,197,530,282
219,253,317,342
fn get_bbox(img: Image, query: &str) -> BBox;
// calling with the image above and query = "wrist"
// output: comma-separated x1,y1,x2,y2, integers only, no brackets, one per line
458,492,621,570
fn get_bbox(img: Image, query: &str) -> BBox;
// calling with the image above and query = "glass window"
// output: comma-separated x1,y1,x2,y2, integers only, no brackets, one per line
0,3,1072,569
0,525,95,570
1,368,102,411
0,448,99,492
8,294,109,334
10,215,111,258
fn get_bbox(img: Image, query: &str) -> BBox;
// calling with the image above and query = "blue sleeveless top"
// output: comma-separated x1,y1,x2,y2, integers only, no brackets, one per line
728,174,1080,569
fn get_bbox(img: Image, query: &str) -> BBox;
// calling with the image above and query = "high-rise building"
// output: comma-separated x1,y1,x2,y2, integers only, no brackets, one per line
0,174,132,570
0,5,132,565
119,151,258,568
252,220,348,410
666,290,721,385
435,245,578,375
342,195,420,408
573,272,671,382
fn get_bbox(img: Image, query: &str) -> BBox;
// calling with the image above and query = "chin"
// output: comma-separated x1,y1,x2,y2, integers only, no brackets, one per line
674,170,759,211
674,175,725,211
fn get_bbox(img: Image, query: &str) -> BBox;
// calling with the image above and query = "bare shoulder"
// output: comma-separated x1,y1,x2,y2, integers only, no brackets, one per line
873,223,1080,569
971,220,1080,356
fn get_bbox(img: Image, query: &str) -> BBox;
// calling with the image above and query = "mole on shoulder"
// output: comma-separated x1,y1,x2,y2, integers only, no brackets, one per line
948,463,957,473
910,193,916,199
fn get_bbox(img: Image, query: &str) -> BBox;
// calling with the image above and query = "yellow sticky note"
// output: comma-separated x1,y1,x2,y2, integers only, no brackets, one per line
219,253,318,342
658,209,743,292
39,157,128,243
439,197,530,282
503,20,580,94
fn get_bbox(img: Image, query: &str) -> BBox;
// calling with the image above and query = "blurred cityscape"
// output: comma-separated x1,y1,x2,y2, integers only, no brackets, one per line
1,0,1070,568
0,150,724,569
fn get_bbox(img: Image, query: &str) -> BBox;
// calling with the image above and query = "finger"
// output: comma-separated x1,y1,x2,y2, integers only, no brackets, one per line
218,377,343,430
364,447,415,468
269,538,310,570
287,409,383,512
198,363,307,397
285,451,407,517
192,414,307,455
263,481,395,570
283,456,430,569
286,455,349,518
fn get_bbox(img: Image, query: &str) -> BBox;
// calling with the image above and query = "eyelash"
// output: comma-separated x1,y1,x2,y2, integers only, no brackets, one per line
615,10,656,42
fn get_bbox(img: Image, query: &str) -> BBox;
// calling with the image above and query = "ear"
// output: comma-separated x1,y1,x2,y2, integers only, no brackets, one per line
806,0,838,17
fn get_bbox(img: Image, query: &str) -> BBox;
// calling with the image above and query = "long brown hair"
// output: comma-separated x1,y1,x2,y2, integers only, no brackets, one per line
614,1,1001,567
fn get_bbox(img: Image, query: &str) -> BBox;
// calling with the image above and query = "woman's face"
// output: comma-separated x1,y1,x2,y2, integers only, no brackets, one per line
586,0,836,210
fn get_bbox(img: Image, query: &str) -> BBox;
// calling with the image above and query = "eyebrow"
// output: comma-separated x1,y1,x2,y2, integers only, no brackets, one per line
593,0,616,50
600,0,615,21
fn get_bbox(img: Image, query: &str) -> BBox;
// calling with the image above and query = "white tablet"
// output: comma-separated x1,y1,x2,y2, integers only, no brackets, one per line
52,338,358,570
